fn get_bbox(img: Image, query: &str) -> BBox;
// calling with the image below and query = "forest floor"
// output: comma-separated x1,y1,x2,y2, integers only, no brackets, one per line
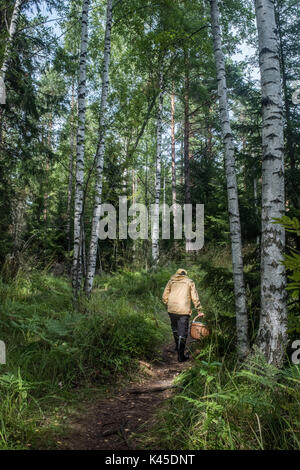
58,340,195,450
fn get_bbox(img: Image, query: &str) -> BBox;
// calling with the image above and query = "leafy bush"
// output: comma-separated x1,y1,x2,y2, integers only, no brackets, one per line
145,349,300,450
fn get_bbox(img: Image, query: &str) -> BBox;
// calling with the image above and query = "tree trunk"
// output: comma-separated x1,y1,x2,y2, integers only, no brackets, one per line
0,0,23,83
184,51,191,207
85,0,113,295
72,0,90,301
253,175,260,246
0,0,23,139
171,89,176,207
43,119,52,223
254,0,287,366
151,69,163,265
67,80,76,252
11,189,26,252
144,146,149,270
180,133,184,186
210,0,249,360
132,168,136,258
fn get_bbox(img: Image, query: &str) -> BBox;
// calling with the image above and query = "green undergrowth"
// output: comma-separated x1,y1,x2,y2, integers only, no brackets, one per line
0,267,172,449
144,348,300,450
1,246,298,450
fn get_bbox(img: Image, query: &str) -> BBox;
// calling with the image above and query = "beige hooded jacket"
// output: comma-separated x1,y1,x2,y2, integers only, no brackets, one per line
162,269,202,315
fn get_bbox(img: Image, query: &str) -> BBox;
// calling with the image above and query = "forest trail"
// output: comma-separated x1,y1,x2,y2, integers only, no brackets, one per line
59,341,195,450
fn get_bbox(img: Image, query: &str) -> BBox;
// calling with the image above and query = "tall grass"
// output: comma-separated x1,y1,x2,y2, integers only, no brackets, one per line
0,267,172,449
145,349,300,450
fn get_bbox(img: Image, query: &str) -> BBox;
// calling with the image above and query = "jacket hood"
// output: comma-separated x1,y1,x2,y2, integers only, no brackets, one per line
175,268,187,276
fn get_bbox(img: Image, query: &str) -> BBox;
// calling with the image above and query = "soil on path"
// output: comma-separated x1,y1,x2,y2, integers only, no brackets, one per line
60,342,195,450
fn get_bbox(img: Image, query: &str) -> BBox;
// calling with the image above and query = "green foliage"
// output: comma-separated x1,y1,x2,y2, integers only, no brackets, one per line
275,216,300,296
145,349,300,450
0,267,171,449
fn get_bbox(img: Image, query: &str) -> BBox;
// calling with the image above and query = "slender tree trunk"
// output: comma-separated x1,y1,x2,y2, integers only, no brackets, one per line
85,0,113,295
0,0,23,140
163,171,166,207
67,81,76,252
0,0,23,85
144,147,149,269
72,0,90,301
11,189,26,252
132,168,136,257
254,0,287,366
44,119,52,223
184,52,194,252
253,175,260,246
43,159,49,222
180,133,184,185
171,89,176,207
184,51,191,207
151,69,163,265
210,0,249,360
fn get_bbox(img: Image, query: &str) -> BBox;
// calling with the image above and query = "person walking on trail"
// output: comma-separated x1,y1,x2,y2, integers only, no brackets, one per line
162,269,204,362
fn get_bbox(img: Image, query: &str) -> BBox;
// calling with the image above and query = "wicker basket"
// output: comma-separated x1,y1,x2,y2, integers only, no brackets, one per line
190,313,210,340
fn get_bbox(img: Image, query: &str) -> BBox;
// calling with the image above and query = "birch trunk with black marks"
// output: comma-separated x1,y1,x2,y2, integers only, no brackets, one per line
0,0,23,139
85,0,113,295
254,0,287,366
151,69,163,265
253,176,260,246
184,52,191,207
0,0,23,93
67,81,76,252
210,0,249,360
184,52,194,252
171,90,176,207
72,0,90,300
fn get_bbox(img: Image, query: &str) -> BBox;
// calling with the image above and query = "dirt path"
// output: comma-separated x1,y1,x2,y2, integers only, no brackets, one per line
60,342,194,450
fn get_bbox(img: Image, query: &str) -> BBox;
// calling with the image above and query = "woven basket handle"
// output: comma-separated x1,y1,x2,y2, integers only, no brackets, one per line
192,312,205,323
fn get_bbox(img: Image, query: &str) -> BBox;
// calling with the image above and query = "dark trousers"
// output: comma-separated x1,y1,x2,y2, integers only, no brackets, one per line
168,313,189,341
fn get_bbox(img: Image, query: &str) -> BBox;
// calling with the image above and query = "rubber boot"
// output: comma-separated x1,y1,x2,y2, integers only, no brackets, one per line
178,336,189,362
173,332,179,351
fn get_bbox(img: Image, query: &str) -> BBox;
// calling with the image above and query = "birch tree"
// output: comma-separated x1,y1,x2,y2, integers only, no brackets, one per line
171,90,176,207
254,0,287,366
151,69,164,264
0,0,23,105
66,81,76,252
184,51,191,209
209,0,249,360
72,0,90,300
85,0,113,295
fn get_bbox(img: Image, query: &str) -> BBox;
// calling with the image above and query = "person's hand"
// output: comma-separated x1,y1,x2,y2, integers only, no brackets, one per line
197,311,205,317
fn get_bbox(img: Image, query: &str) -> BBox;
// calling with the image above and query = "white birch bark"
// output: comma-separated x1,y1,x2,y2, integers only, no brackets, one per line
253,175,260,246
66,81,76,252
0,0,23,103
171,90,176,208
85,0,113,295
151,69,163,265
254,0,287,366
210,0,249,360
72,0,90,299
